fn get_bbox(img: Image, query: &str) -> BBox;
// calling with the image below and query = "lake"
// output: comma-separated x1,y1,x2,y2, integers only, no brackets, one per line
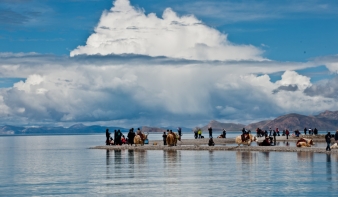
0,134,337,196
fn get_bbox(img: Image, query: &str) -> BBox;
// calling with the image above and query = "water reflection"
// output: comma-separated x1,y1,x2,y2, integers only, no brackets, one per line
261,151,270,162
106,150,111,179
114,150,122,169
326,154,332,182
134,150,147,176
235,151,258,178
236,151,256,164
163,150,181,181
127,150,135,178
297,152,314,162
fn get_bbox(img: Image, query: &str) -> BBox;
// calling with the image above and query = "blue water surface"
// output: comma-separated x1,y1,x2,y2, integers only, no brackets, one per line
0,134,337,196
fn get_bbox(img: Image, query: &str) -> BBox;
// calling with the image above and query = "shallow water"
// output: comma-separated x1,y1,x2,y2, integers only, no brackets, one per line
0,135,337,196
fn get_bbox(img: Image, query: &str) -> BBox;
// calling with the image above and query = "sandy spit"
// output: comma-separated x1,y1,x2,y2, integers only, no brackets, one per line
90,136,337,154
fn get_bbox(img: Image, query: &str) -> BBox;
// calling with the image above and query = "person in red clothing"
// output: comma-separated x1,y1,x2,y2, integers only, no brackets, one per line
285,129,290,139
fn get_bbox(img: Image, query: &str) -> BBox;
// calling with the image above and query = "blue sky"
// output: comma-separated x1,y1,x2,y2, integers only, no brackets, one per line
1,0,337,61
0,0,338,127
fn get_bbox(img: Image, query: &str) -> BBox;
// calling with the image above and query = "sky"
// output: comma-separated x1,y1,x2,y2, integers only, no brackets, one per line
0,0,338,128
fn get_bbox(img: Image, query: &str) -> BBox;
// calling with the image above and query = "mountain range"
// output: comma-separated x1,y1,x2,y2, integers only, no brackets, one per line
209,110,338,131
1,110,338,135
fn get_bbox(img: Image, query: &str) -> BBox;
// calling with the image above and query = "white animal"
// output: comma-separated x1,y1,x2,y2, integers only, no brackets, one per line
330,143,338,149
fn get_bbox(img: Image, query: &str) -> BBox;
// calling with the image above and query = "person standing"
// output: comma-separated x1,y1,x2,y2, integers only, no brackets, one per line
223,129,226,138
113,130,117,145
273,130,277,145
276,128,280,136
314,128,318,135
105,128,111,145
198,129,202,138
304,127,307,135
177,127,182,140
116,129,122,145
335,130,338,144
269,128,272,136
325,132,332,151
127,128,135,146
286,129,290,140
162,131,167,145
208,126,212,138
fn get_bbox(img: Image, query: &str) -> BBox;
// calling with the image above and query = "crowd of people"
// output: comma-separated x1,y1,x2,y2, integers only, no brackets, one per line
255,127,319,139
105,126,338,151
105,128,145,146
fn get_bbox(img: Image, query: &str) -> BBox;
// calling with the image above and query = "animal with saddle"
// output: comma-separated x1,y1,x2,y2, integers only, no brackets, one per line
166,132,180,146
235,134,257,146
133,133,148,146
296,138,315,147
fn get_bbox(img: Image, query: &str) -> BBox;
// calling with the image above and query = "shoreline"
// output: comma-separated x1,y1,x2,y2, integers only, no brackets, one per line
91,135,337,154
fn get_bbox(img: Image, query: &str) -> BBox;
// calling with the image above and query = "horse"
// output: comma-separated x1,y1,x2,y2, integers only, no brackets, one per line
134,133,148,146
296,138,314,147
235,134,257,146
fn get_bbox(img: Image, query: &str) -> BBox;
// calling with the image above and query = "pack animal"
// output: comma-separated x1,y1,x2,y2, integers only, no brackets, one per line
235,134,257,146
296,138,314,147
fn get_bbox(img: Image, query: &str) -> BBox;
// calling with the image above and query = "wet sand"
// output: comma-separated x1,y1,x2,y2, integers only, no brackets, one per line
91,135,337,154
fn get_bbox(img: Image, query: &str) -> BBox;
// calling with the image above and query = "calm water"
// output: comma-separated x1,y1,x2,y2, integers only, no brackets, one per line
1,134,337,196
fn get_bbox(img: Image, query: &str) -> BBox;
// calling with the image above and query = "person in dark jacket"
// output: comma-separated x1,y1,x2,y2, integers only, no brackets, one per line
116,129,122,145
127,128,135,146
325,132,332,151
223,129,226,138
177,127,182,136
162,131,167,145
113,130,117,145
105,128,111,145
335,130,338,144
208,126,212,138
208,137,215,146
314,128,318,135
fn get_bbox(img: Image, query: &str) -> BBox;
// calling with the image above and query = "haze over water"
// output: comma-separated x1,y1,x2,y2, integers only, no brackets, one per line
0,134,337,196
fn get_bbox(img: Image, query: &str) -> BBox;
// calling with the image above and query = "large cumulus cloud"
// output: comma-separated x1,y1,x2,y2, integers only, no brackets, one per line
70,0,264,61
0,53,334,127
1,0,338,127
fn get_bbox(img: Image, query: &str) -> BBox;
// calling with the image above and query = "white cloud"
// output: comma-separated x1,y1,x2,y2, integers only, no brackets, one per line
0,53,337,127
70,0,264,61
1,0,338,127
275,70,312,91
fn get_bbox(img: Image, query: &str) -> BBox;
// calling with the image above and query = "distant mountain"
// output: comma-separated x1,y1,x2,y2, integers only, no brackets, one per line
246,112,338,131
316,110,338,120
201,120,245,131
141,126,192,133
141,126,166,133
2,110,338,135
0,124,125,135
